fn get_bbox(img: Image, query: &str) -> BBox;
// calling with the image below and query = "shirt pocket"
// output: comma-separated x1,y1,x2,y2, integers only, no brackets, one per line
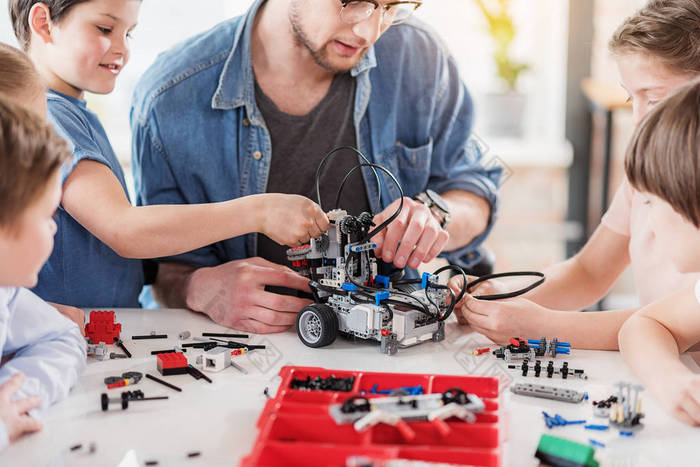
376,138,433,199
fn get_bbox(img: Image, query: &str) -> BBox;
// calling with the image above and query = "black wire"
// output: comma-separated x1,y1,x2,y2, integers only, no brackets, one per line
315,146,381,214
467,271,545,301
431,264,468,317
334,163,404,241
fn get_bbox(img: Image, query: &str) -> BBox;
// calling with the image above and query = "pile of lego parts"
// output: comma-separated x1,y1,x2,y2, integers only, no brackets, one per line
535,434,599,467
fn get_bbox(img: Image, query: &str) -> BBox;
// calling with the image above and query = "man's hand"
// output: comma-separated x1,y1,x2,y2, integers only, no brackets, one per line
257,194,330,246
187,257,313,334
371,197,449,269
48,303,85,336
0,373,43,444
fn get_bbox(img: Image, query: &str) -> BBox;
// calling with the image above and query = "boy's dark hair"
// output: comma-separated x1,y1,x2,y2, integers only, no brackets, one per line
625,78,700,227
610,0,700,75
0,95,70,228
9,0,91,50
0,42,43,98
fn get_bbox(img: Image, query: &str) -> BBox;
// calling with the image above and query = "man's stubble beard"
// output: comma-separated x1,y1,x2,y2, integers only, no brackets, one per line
288,2,365,74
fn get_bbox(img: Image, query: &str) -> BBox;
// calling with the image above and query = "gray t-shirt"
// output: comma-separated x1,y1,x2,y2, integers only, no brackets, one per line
255,73,371,266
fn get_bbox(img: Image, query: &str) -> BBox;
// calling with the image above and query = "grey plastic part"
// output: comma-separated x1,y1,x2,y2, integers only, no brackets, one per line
510,382,586,403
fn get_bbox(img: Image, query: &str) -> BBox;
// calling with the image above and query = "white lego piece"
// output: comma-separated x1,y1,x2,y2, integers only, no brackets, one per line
427,403,476,423
201,347,231,372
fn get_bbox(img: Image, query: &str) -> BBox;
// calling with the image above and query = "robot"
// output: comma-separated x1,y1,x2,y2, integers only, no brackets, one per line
287,209,455,355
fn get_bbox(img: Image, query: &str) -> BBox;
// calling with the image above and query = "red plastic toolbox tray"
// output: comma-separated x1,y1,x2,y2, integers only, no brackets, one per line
243,366,503,467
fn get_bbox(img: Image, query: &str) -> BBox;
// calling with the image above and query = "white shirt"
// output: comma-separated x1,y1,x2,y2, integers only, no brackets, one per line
0,287,86,450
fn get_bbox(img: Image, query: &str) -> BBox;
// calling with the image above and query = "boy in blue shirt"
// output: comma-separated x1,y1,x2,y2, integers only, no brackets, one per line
0,96,86,450
10,0,330,309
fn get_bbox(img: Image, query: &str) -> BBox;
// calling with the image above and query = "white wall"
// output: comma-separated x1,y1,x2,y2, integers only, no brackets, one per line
1,0,570,165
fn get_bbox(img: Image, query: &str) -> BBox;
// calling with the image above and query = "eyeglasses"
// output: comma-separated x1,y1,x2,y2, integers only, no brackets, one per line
339,0,422,26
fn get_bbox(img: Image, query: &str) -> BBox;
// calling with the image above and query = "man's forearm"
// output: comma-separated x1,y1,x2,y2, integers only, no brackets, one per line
151,262,197,309
441,190,491,251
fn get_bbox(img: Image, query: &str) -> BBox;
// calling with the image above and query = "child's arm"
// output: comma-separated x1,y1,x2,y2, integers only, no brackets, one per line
454,293,636,349
619,286,700,425
523,224,631,310
62,160,329,259
0,288,86,415
447,224,634,350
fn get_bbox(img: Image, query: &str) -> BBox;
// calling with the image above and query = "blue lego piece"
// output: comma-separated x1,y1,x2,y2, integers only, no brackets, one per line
528,339,571,348
584,392,589,401
619,430,634,437
544,412,587,428
421,272,431,289
375,291,390,306
342,283,358,291
370,384,424,395
374,274,390,289
584,424,609,431
589,439,606,448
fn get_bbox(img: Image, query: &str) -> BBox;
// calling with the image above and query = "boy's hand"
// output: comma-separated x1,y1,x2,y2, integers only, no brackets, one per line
662,374,700,426
259,194,330,246
0,373,43,443
455,295,546,344
48,303,86,336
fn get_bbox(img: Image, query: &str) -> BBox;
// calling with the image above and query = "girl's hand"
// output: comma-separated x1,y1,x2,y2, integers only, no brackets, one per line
455,295,547,344
258,194,330,246
0,373,43,444
660,374,700,426
448,275,510,326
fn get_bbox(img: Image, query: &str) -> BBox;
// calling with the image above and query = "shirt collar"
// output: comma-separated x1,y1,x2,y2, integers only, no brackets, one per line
211,0,377,115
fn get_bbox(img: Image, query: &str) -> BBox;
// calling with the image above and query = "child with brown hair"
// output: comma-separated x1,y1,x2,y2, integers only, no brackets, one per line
451,0,700,350
0,41,85,331
0,42,45,117
618,78,700,426
0,95,85,450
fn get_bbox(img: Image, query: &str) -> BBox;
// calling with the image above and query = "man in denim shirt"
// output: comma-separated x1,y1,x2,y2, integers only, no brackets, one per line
131,0,501,333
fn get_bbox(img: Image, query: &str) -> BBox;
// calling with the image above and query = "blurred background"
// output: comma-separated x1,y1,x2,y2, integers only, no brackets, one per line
0,0,644,308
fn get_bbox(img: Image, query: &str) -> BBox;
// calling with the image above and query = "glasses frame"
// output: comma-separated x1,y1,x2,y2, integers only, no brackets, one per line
339,0,423,26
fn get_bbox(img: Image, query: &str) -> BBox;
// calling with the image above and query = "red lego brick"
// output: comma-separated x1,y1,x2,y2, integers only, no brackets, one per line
85,311,122,344
157,352,189,376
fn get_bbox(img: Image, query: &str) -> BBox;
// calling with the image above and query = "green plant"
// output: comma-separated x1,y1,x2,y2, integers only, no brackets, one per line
474,0,529,92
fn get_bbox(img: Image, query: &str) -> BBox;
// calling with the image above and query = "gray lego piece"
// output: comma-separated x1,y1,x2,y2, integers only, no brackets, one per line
510,383,586,403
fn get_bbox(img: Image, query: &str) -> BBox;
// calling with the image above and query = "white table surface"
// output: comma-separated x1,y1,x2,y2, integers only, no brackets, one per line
3,307,699,467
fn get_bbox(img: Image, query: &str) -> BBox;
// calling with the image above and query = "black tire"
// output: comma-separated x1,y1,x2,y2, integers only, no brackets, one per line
297,304,338,348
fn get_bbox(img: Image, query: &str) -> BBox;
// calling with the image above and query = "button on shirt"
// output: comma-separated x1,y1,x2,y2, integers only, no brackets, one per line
130,0,501,272
33,90,144,308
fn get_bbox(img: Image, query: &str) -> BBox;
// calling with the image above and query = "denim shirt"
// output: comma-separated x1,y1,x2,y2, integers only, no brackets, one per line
35,90,144,308
130,0,501,272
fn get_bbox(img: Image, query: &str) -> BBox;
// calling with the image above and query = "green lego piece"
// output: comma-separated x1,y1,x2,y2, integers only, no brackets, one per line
535,434,599,467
